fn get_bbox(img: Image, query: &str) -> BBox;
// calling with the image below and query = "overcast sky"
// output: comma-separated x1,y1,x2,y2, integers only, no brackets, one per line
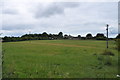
0,0,119,37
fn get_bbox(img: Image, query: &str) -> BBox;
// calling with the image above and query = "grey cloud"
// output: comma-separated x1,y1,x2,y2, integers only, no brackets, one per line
35,2,80,18
2,24,33,30
36,4,63,18
83,22,106,26
60,2,80,8
66,22,106,29
2,9,18,15
2,29,28,37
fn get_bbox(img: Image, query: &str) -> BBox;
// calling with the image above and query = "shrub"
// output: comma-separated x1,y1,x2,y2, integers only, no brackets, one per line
97,55,112,66
100,50,114,66
102,50,114,56
104,56,112,66
115,39,120,51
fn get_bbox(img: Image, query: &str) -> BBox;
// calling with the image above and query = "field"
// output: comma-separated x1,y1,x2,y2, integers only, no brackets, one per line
2,40,118,78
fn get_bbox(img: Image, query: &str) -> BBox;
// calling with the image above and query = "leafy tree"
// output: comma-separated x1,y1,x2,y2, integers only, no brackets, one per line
78,35,81,39
116,34,120,39
86,33,92,39
95,33,106,40
58,32,63,39
42,32,48,37
64,34,69,39
41,32,48,40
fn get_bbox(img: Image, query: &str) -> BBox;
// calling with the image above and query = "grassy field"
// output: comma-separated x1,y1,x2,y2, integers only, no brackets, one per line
2,40,118,78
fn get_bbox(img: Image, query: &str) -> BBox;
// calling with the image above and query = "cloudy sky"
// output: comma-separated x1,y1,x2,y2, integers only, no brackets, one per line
0,0,119,37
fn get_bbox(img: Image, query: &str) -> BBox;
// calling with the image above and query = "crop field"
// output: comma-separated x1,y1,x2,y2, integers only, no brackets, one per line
2,40,118,78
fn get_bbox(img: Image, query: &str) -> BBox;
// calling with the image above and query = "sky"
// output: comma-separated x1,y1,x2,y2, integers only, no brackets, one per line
0,0,119,38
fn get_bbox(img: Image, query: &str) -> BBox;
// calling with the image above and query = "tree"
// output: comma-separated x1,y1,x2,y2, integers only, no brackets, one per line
42,32,48,40
58,32,63,39
95,33,106,40
42,32,48,37
64,34,69,39
78,35,81,39
86,33,92,39
116,34,120,39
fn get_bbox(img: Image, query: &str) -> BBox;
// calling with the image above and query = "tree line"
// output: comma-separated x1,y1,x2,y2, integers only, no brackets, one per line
2,32,120,42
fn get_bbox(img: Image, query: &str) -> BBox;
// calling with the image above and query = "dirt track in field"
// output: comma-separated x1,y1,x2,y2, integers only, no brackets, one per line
30,42,97,48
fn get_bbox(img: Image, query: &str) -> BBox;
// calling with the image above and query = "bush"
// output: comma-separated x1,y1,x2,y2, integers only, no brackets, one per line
104,56,112,66
97,54,112,66
99,50,114,66
102,50,114,56
115,39,120,51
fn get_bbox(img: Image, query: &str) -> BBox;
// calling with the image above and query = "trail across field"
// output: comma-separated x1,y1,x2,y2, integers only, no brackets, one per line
28,42,97,48
2,40,118,78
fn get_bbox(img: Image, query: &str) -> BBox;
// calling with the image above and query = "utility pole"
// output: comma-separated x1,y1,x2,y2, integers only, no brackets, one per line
106,24,109,49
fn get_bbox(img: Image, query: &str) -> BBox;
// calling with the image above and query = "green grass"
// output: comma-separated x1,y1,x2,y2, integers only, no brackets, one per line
2,40,118,78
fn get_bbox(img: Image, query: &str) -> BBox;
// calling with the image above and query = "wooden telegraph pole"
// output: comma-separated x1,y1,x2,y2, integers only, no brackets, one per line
106,24,109,49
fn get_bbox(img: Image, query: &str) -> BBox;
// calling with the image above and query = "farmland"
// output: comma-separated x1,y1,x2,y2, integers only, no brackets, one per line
2,40,118,78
